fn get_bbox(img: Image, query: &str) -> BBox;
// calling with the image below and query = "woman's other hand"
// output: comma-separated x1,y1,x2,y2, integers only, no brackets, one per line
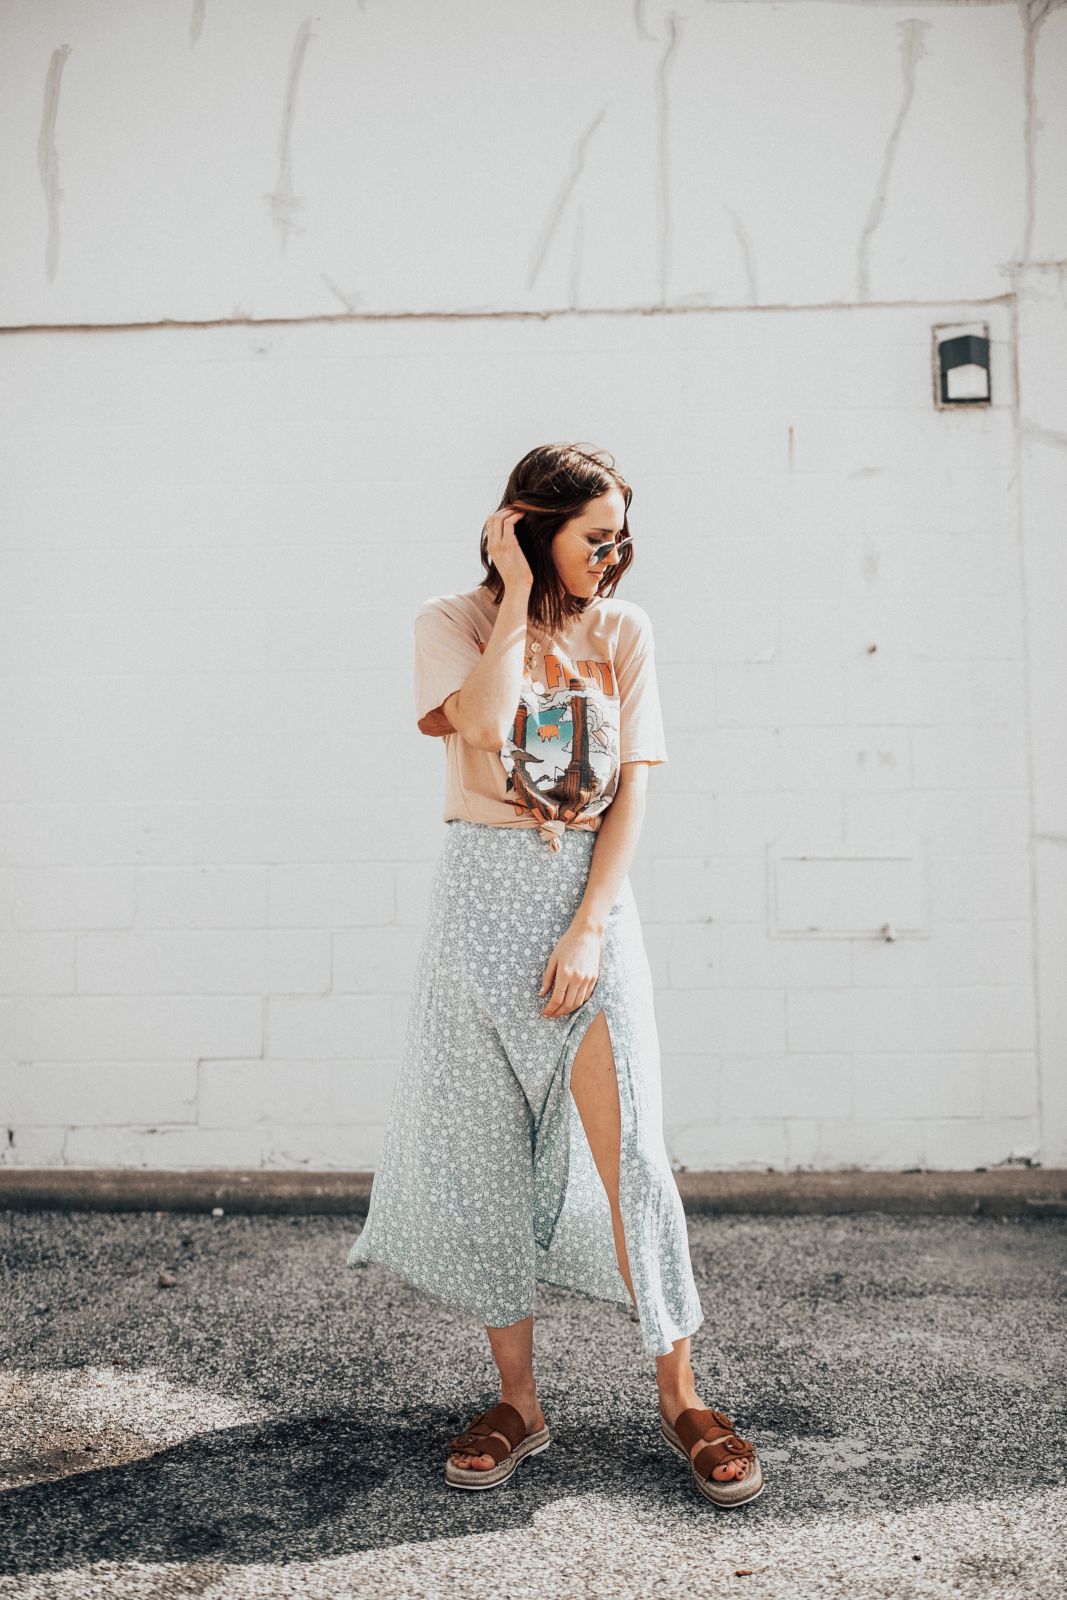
538,923,601,1017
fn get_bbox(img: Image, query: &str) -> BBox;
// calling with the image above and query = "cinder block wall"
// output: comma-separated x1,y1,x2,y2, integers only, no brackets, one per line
2,1,1065,1172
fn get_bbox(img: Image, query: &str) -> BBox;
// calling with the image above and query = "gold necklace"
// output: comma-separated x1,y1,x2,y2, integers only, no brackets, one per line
523,621,552,691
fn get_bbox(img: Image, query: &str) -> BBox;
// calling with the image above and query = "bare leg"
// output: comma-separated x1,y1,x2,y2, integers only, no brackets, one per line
569,1010,751,1483
448,1313,546,1471
566,1010,636,1305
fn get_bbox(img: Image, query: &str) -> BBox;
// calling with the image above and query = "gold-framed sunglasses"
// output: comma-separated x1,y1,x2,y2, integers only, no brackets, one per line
508,500,633,570
568,528,633,569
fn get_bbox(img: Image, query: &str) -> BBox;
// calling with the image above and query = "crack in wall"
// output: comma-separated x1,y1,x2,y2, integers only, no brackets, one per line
526,109,607,293
265,16,316,253
0,288,1023,338
856,19,929,302
37,44,72,285
655,11,681,306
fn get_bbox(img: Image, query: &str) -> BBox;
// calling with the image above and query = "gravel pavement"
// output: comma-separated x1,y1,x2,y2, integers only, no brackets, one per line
1,1207,1065,1599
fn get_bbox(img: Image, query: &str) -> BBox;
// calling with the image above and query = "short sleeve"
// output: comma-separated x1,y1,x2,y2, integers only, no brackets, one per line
615,606,668,765
413,599,484,738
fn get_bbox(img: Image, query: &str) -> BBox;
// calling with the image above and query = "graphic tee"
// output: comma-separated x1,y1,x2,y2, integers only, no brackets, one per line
413,584,669,850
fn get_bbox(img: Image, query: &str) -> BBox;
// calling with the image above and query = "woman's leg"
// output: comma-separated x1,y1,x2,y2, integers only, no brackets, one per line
448,1313,547,1471
569,1010,752,1484
566,1010,637,1308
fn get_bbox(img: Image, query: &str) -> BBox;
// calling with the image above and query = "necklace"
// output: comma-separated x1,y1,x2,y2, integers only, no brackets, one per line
523,621,553,693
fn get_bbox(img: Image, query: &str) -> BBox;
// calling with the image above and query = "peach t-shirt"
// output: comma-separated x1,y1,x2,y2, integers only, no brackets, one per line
413,584,668,850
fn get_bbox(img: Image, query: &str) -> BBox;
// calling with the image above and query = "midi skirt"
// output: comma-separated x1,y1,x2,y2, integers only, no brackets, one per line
346,818,704,1358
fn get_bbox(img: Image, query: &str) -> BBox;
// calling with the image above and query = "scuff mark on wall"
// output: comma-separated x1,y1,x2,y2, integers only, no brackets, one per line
526,109,606,292
190,0,206,47
1022,417,1067,450
37,44,72,284
856,19,929,302
721,202,758,304
655,11,681,306
264,16,316,252
569,205,586,308
633,0,658,44
860,543,881,585
321,273,362,313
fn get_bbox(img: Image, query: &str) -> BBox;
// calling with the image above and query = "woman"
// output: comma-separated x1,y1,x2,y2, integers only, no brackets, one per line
347,443,764,1508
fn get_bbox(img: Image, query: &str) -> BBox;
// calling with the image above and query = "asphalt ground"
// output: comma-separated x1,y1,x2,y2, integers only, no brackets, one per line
1,1207,1065,1599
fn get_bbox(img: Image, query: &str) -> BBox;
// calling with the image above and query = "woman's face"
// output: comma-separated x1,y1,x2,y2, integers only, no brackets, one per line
551,487,627,598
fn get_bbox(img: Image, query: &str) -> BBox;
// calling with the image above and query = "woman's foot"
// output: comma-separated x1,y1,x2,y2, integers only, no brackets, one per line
449,1390,545,1471
659,1385,752,1483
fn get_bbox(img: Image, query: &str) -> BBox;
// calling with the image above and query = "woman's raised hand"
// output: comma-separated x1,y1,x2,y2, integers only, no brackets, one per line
484,506,534,594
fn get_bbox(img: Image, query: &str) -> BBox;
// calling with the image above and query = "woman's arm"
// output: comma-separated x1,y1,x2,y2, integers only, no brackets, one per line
539,763,650,1017
573,763,649,934
439,582,530,750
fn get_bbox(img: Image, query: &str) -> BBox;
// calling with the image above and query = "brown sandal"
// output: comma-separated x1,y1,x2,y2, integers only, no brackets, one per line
660,1406,765,1507
444,1400,551,1491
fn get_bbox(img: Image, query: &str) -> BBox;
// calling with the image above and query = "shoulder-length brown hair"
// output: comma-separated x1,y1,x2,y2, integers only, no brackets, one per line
477,442,635,634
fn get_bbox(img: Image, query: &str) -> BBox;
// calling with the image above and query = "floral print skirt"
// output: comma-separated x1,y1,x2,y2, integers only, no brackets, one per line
345,818,704,1358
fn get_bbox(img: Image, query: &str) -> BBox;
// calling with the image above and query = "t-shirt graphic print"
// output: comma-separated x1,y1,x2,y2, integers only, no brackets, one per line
498,645,621,849
413,585,668,850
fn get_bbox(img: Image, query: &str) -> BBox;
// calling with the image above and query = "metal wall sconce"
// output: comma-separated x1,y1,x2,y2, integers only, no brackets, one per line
932,321,991,408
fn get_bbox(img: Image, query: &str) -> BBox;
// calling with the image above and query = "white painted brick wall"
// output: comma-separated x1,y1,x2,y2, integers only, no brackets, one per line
1,2,1064,1172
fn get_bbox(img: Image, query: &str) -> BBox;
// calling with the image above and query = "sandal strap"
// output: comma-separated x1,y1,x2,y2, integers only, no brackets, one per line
691,1432,756,1480
478,1401,528,1447
674,1406,734,1453
674,1406,756,1479
447,1400,527,1461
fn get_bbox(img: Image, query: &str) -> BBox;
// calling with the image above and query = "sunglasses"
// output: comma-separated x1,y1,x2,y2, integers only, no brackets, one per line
575,530,633,569
508,500,633,571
